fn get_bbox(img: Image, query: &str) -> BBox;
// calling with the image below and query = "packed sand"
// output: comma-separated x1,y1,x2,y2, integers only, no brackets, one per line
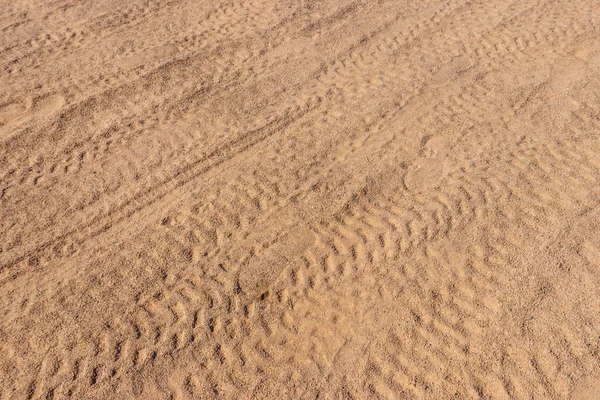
1,0,600,398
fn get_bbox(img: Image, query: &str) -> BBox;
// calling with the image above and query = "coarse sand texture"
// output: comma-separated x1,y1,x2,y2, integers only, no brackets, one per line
1,0,600,398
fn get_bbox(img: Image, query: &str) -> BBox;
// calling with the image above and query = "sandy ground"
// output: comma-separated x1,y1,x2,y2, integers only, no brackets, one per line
1,0,600,398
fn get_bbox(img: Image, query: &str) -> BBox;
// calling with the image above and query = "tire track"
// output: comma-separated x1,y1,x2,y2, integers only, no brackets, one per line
2,0,600,398
0,0,441,272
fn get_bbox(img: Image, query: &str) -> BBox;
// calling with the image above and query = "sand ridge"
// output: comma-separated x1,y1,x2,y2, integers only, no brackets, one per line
1,0,600,398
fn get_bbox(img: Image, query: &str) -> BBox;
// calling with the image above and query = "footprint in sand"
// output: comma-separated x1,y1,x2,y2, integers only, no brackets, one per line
404,136,450,191
0,101,28,126
0,94,64,127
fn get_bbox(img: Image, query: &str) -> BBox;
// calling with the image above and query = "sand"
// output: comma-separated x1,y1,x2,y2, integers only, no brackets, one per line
1,0,600,398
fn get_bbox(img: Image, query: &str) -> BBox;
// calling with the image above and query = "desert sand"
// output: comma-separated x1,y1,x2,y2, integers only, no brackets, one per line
1,0,600,398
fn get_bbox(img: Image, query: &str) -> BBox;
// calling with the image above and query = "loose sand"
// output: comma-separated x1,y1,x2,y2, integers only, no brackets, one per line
1,0,600,398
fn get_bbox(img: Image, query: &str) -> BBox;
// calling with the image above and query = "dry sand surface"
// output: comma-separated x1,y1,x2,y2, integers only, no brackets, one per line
1,0,600,398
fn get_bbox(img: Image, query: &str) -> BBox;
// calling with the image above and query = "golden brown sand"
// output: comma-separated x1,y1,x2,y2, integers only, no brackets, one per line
1,0,600,398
